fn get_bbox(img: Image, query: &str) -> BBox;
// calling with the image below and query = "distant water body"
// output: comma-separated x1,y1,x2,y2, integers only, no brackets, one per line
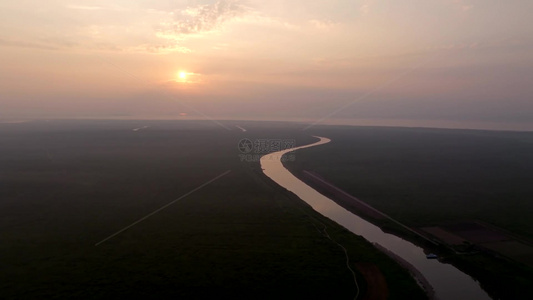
321,118,533,132
261,136,491,300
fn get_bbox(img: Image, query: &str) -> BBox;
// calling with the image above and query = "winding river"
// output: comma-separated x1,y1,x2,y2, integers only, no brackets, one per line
260,136,491,300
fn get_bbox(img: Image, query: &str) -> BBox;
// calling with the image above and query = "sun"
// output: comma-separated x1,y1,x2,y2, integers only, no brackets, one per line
174,70,200,84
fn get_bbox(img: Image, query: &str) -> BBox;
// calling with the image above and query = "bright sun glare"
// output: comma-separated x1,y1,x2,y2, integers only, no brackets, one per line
178,71,187,80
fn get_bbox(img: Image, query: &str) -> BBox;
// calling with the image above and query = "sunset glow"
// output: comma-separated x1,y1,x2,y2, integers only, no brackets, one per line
0,0,532,130
2,2,533,297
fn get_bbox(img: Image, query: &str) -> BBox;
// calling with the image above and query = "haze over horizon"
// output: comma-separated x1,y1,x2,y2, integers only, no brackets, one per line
1,0,532,130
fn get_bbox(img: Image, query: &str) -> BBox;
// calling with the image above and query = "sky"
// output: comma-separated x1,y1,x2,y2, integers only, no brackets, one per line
1,0,532,130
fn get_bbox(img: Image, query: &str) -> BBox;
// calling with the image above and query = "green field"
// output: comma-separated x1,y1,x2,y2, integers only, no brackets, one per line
0,120,425,299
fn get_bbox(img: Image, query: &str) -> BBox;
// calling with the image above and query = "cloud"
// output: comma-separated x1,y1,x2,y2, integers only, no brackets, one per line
67,5,104,11
452,0,473,12
359,0,376,15
0,38,58,50
308,19,339,31
159,0,248,38
128,44,192,54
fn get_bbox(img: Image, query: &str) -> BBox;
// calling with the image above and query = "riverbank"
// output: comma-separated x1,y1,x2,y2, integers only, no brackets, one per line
263,136,491,300
284,163,533,300
298,170,438,246
259,137,428,300
282,127,533,300
0,120,424,299
373,243,435,300
295,168,439,299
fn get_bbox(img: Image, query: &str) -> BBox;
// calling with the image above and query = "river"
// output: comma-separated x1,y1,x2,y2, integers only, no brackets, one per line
260,136,491,300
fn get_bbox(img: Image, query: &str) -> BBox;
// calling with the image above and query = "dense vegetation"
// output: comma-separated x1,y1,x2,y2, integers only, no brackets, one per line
0,120,425,299
287,126,533,239
285,125,533,299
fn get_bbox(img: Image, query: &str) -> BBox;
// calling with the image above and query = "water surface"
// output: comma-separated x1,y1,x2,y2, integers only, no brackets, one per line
260,136,491,300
